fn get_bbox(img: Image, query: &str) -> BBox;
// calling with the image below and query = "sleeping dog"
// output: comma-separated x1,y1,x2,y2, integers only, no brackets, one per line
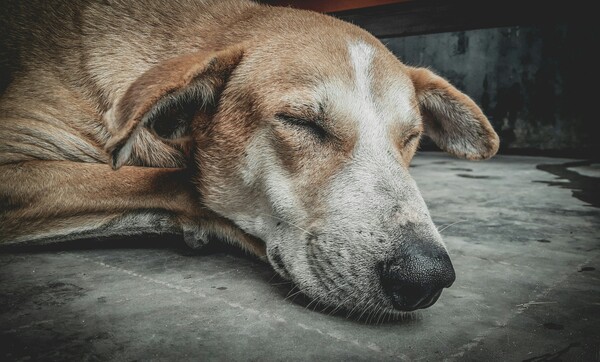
0,0,499,314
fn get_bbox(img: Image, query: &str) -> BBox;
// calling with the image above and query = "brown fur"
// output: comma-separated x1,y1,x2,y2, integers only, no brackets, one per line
408,67,500,160
107,46,246,168
0,0,498,258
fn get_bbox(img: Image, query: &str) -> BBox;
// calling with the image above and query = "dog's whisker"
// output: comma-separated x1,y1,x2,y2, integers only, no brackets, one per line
283,285,302,301
367,302,381,324
259,213,315,237
283,290,302,302
322,284,349,308
328,292,353,316
371,305,380,325
305,295,321,311
357,300,375,322
373,305,382,325
438,219,468,233
346,294,367,319
270,281,294,286
376,305,388,325
266,272,280,284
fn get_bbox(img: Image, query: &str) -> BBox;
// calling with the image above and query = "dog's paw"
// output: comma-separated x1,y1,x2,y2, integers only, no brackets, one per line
182,224,210,250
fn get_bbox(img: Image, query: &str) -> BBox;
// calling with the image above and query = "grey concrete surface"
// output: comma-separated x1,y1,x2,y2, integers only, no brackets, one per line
1,152,599,361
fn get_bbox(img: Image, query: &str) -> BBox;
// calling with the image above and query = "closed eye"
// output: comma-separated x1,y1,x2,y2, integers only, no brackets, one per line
275,113,329,140
403,131,421,147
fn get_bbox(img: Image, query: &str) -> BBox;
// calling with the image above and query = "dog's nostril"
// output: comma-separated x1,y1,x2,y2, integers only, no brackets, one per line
380,242,455,311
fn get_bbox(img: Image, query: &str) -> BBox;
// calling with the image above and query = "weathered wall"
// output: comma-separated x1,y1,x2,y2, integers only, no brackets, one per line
384,24,595,156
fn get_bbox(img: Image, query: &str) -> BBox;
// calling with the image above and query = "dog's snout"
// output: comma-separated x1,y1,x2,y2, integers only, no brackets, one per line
380,242,455,311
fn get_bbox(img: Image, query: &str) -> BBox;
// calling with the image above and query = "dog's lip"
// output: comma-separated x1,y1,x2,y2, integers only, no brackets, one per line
267,248,291,279
389,288,443,311
420,289,444,309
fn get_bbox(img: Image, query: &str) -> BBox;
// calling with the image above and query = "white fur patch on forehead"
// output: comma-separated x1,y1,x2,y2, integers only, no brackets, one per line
346,41,386,153
347,41,417,124
348,41,376,102
344,41,418,144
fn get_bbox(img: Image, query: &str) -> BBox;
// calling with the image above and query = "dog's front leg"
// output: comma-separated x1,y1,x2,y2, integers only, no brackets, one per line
0,160,266,256
0,161,208,248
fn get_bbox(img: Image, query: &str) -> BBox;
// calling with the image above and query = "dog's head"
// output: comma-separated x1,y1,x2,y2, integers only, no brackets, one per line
107,8,498,314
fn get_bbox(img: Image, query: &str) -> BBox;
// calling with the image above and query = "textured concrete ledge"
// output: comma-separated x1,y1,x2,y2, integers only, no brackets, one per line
1,152,599,361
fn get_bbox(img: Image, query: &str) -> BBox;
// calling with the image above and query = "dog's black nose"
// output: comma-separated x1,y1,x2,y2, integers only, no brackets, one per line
380,242,455,311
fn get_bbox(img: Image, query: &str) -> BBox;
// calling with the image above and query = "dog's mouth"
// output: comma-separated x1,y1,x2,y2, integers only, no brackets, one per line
266,245,292,280
266,238,454,319
266,246,411,321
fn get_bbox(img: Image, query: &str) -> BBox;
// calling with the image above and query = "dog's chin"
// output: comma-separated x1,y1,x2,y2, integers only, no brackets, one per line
266,252,412,321
291,277,411,322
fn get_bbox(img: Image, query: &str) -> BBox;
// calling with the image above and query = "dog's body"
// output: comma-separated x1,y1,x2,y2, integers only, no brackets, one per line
0,0,499,315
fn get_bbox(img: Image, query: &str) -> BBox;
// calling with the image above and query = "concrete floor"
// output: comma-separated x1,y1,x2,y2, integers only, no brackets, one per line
1,152,599,361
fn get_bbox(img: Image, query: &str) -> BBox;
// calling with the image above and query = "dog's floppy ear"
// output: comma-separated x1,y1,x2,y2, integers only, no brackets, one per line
408,67,499,160
106,46,244,169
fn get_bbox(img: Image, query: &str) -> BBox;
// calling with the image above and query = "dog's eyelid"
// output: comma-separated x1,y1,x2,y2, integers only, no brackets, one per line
276,113,313,124
276,113,323,128
275,113,331,140
403,130,422,146
277,101,325,120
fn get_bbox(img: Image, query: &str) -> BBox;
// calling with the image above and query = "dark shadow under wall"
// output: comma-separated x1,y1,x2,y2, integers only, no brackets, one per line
383,23,597,158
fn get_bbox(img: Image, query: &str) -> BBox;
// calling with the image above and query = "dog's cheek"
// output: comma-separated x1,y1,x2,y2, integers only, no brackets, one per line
193,135,256,211
269,130,351,220
269,126,312,175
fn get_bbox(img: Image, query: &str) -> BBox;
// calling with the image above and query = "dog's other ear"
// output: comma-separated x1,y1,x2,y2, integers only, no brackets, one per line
408,67,499,160
106,47,244,169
